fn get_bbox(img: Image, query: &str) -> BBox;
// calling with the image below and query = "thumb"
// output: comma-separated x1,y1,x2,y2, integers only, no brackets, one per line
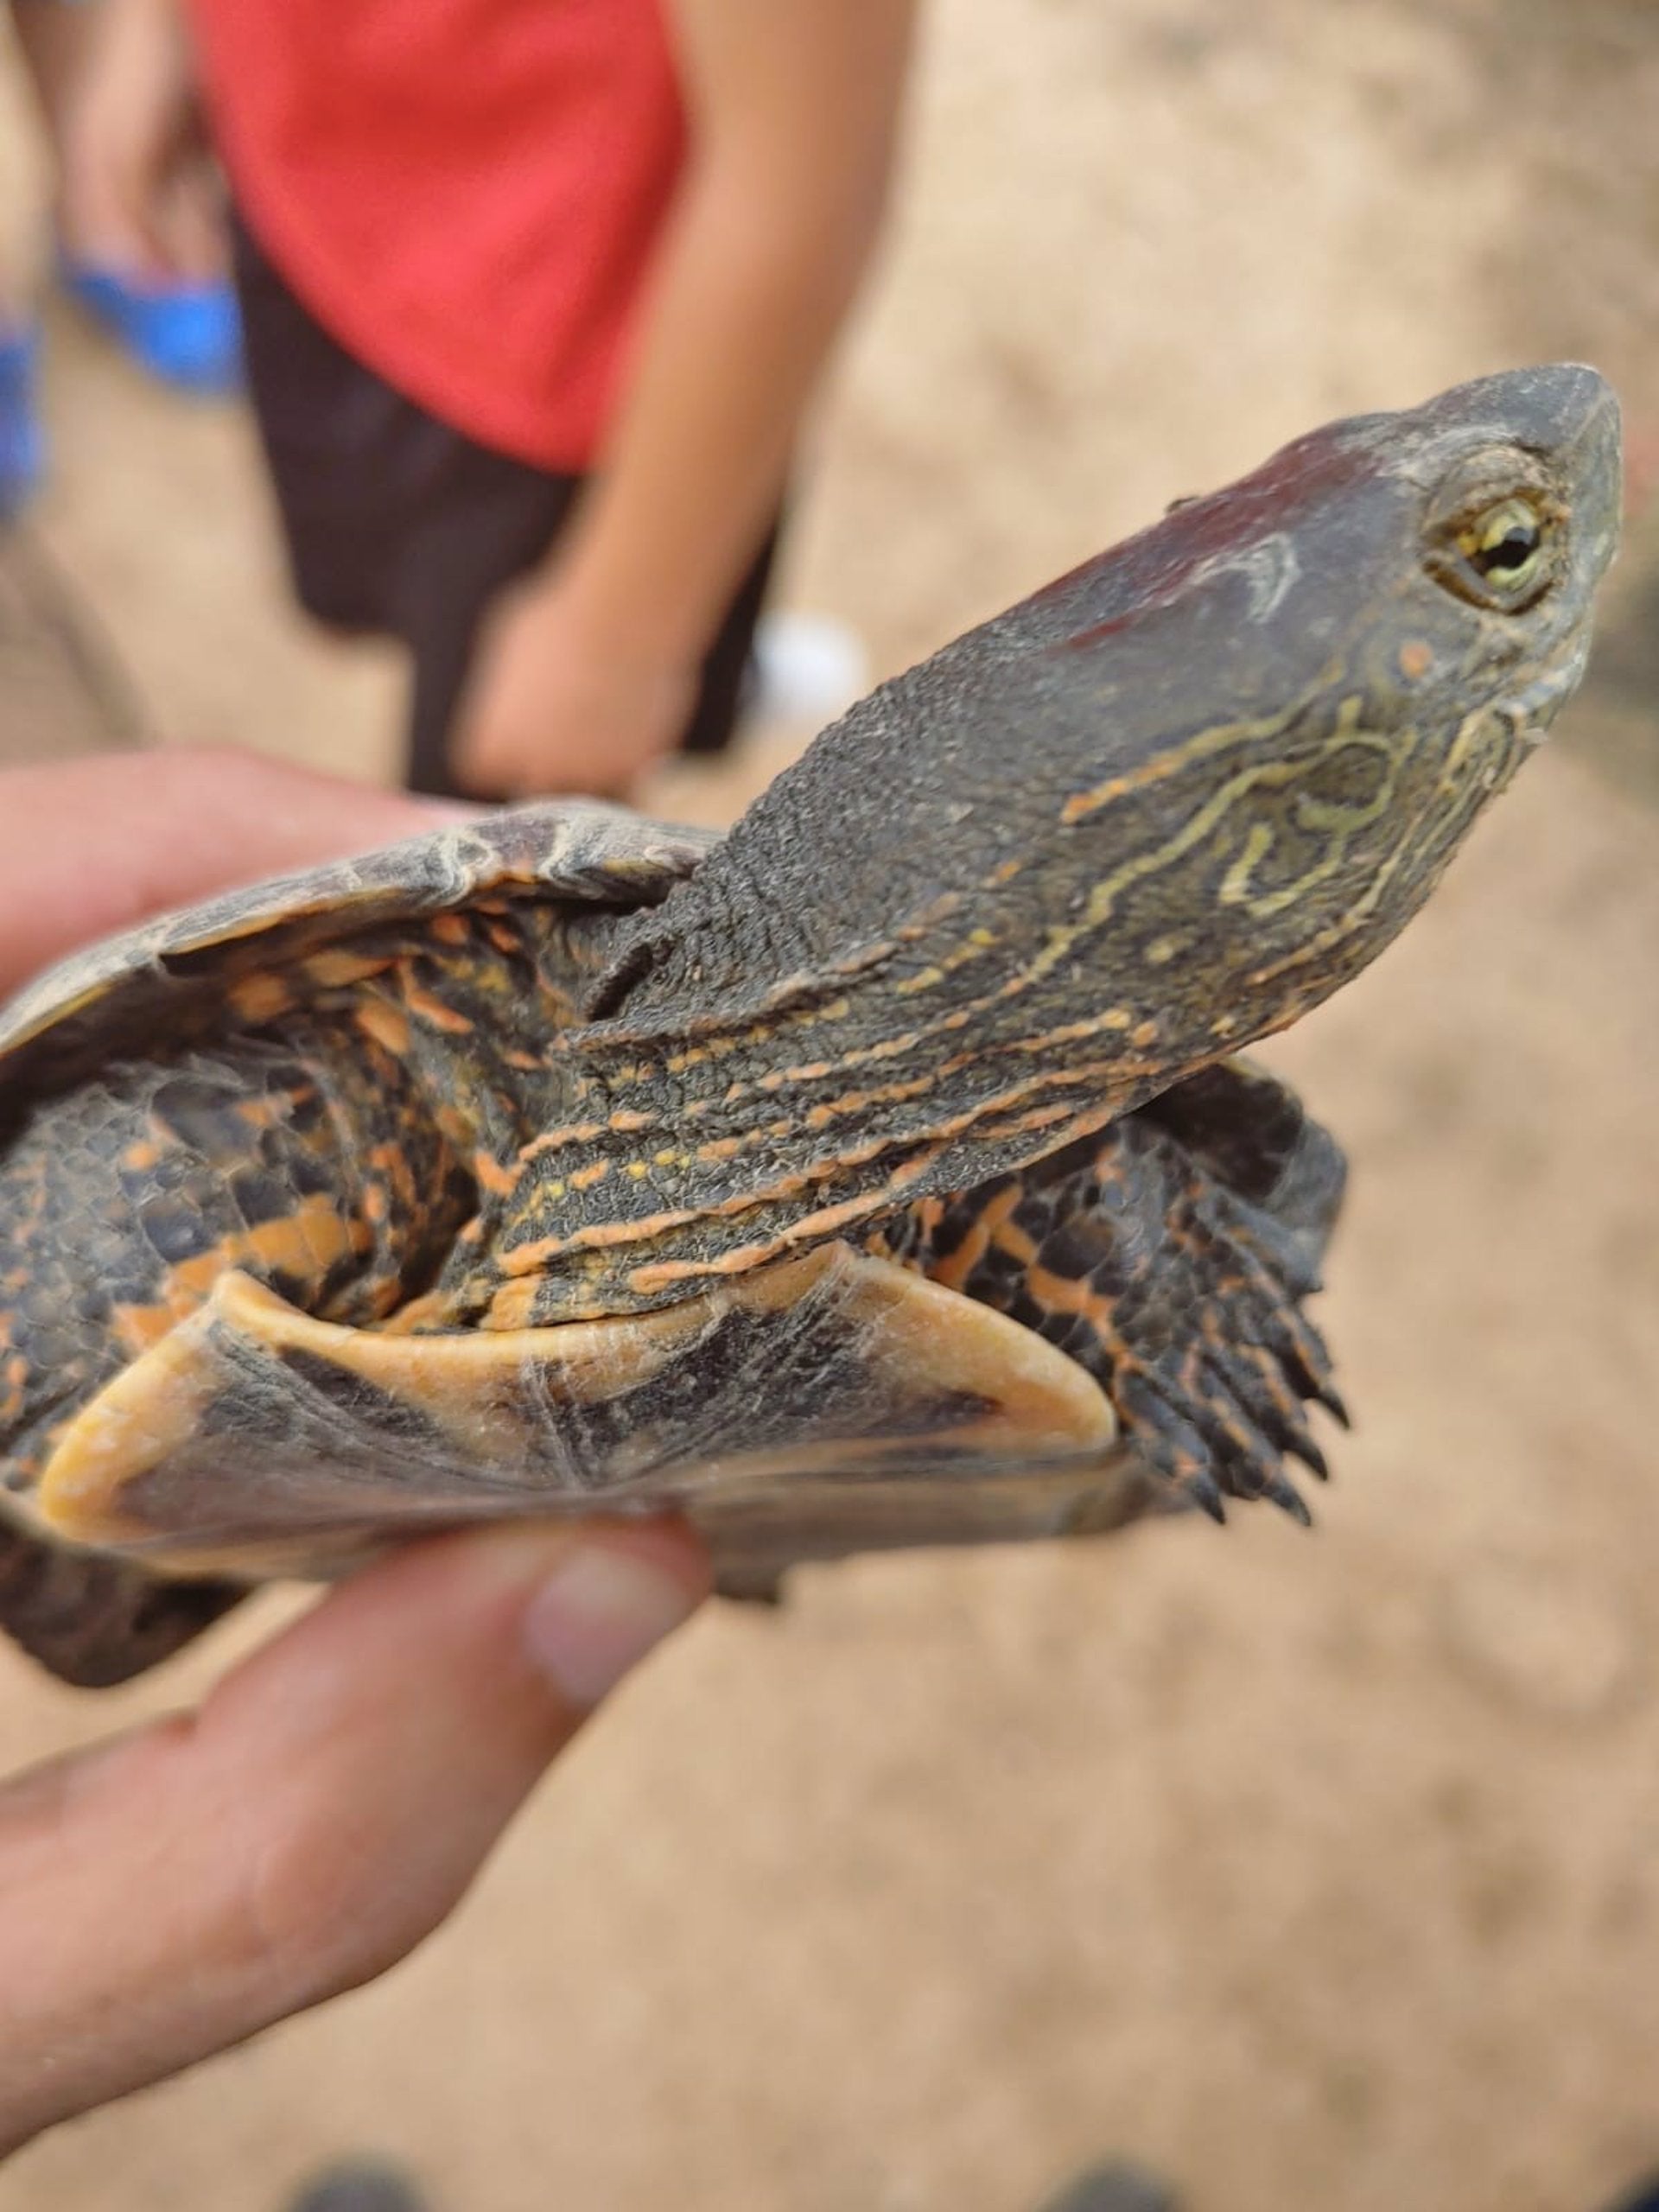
0,1519,709,2157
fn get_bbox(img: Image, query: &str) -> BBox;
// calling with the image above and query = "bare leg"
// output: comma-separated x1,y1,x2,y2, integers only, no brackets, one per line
8,0,98,151
9,0,228,276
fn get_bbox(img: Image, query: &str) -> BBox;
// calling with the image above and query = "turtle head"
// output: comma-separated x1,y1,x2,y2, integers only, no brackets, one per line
1264,359,1622,750
965,360,1624,1051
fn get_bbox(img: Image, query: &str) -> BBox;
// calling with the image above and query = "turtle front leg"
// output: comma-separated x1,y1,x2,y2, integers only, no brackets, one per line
866,1069,1349,1524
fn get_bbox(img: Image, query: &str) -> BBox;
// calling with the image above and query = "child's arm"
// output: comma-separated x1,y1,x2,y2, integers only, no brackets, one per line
55,0,225,281
455,0,918,797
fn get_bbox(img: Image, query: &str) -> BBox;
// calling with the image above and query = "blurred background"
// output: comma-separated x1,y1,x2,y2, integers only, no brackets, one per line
2,0,1658,2207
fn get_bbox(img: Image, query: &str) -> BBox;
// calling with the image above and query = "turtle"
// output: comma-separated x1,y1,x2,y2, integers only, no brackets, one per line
0,362,1621,1688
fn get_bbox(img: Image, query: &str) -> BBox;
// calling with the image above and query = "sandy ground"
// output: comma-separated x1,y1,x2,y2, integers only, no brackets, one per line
2,2,1659,2208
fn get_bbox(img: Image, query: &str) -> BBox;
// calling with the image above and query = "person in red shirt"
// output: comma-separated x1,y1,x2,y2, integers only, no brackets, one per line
65,0,916,796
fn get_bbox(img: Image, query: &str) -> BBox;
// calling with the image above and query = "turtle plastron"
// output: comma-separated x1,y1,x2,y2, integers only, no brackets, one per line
29,1248,1135,1586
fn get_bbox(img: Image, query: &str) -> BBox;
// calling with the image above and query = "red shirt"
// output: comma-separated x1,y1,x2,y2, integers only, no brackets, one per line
189,0,687,470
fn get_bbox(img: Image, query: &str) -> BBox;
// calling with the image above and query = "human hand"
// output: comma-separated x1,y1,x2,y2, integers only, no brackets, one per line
0,747,450,998
0,1523,707,2158
57,0,222,280
0,748,710,2157
453,573,698,800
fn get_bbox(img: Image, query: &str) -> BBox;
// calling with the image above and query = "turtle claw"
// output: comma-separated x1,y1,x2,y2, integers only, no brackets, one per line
1106,1349,1318,1523
1316,1382,1352,1429
1206,1338,1331,1482
1282,1425,1329,1482
1263,1471,1314,1527
1183,1469,1229,1524
1107,1338,1338,1529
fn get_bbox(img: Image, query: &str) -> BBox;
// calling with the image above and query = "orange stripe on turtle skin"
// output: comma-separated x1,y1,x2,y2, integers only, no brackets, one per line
302,949,398,988
0,1351,29,1424
617,1187,964,1303
527,966,1114,1154
497,1157,891,1276
497,1070,1132,1282
801,1066,942,1135
154,1249,246,1313
240,1198,363,1287
483,1179,936,1324
612,1109,1097,1308
366,1141,420,1214
481,1274,550,1329
756,1060,834,1091
781,1014,1153,1130
228,974,300,1025
105,1196,378,1363
696,1137,747,1165
584,984,1154,1147
518,1119,613,1164
111,1298,185,1357
986,1211,1041,1271
1019,1259,1116,1321
354,1001,412,1057
213,1090,307,1137
873,1194,947,1252
905,1182,1024,1296
401,982,478,1035
471,1150,523,1198
545,1032,1160,1222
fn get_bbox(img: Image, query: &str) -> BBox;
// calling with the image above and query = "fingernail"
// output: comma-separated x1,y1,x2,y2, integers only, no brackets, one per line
521,1545,701,1709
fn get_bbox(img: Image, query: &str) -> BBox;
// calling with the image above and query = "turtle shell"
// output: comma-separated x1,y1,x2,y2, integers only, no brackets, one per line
0,799,715,1105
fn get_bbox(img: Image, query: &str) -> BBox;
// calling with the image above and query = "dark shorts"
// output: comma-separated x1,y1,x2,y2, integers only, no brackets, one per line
230,213,779,797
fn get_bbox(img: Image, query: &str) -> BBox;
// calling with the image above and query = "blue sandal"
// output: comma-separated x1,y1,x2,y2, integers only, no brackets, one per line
0,323,46,515
60,259,242,395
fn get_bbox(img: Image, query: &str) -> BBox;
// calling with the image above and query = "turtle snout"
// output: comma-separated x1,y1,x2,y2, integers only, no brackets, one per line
1560,374,1624,589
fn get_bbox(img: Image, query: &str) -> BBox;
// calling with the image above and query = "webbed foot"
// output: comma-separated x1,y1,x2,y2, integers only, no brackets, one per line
876,1063,1349,1525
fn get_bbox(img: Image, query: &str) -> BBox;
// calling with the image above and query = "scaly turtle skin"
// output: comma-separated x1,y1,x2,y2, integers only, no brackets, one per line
0,364,1621,1686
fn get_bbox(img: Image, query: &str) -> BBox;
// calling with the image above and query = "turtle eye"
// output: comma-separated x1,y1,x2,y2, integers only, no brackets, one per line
1461,499,1544,587
1437,495,1554,610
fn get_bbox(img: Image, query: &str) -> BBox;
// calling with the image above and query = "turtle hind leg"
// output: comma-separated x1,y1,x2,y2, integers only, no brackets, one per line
872,1096,1347,1525
0,1520,245,1688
